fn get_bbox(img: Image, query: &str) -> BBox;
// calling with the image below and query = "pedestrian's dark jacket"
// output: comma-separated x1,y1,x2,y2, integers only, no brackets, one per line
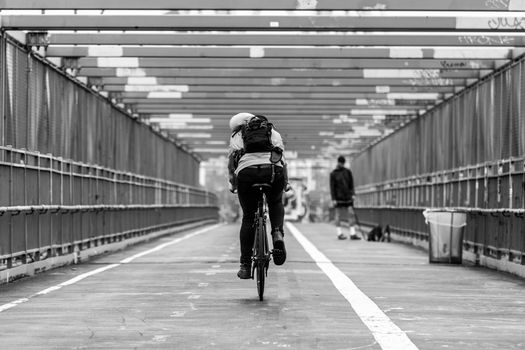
330,166,355,204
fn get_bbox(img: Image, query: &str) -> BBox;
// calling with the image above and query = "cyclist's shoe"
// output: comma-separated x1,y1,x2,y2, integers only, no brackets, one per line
350,235,361,240
337,233,347,240
237,262,252,279
272,229,286,266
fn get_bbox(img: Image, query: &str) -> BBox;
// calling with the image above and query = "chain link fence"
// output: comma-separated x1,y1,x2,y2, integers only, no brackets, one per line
1,35,199,185
353,59,525,186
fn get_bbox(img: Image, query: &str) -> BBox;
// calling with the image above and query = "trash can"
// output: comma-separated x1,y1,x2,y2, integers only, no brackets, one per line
423,209,467,264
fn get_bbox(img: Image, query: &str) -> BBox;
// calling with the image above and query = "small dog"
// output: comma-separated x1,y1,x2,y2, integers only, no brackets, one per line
367,225,383,241
366,225,391,242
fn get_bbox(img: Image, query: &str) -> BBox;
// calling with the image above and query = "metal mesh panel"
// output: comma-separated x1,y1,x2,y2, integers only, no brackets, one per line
11,45,29,149
493,74,503,159
517,62,525,154
0,37,3,145
500,70,511,159
4,43,16,146
478,82,492,162
510,64,521,158
33,59,50,153
464,90,477,166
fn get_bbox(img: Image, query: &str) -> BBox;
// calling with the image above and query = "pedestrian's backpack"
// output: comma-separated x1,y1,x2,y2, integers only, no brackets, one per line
241,117,274,153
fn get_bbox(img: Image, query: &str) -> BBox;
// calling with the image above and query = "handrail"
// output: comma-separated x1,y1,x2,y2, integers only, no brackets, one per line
0,145,210,192
354,205,525,214
356,156,525,192
0,203,218,214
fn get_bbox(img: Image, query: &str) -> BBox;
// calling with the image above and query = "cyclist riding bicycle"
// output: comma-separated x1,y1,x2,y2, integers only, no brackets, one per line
228,112,288,279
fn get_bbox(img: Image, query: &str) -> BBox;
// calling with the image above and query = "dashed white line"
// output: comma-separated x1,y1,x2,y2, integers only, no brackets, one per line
0,224,221,313
286,222,419,350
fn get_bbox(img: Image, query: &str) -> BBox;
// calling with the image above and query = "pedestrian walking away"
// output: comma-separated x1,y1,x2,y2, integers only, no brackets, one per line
329,155,361,240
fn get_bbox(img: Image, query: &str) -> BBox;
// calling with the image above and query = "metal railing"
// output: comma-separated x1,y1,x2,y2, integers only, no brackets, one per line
0,32,220,273
354,156,525,265
356,156,525,211
0,145,218,269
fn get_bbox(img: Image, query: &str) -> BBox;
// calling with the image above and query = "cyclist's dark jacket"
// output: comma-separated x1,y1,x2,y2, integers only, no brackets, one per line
330,167,355,206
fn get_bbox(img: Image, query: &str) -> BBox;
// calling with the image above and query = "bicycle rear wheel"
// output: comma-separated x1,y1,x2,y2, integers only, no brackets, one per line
256,260,265,301
255,214,267,301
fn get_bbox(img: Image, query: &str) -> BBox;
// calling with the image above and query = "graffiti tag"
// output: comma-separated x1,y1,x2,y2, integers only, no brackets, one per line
488,17,525,30
458,35,514,45
405,78,454,86
484,0,510,9
440,61,468,69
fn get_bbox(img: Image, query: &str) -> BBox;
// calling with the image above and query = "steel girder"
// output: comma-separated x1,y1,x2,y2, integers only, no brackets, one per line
3,15,525,32
46,33,525,47
0,0,521,11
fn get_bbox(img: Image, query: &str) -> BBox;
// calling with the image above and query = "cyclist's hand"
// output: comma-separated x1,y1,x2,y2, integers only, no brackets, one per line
284,183,292,192
228,182,237,194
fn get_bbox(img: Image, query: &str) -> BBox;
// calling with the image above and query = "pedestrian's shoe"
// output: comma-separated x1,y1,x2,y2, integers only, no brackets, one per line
272,229,286,266
237,262,251,279
350,235,361,240
337,233,347,240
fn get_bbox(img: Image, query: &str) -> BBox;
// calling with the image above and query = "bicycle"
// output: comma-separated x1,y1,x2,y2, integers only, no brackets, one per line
250,183,273,301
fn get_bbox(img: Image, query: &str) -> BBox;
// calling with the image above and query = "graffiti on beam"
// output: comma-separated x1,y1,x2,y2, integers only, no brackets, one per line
488,17,525,30
440,60,484,70
413,70,441,78
404,78,454,86
356,3,386,16
458,36,514,46
363,4,387,10
484,0,510,9
359,99,396,106
440,61,468,69
296,0,318,9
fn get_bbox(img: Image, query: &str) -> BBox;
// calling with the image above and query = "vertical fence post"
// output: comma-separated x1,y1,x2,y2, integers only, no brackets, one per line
0,34,5,146
7,148,13,268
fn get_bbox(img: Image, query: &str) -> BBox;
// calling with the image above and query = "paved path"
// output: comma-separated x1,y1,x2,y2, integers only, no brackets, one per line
0,222,524,349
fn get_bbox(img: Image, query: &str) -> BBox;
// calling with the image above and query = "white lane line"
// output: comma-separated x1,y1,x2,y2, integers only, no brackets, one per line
0,224,221,313
286,222,419,350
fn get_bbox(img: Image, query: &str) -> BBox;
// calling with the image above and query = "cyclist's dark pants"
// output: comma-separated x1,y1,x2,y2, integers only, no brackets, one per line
237,164,285,264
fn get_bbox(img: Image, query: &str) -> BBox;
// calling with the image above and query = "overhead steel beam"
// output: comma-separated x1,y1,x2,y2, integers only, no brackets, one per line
109,86,457,94
134,106,422,113
153,121,403,126
113,91,443,99
84,69,482,80
99,78,467,88
46,46,515,60
47,32,525,47
122,99,434,107
131,101,427,107
76,58,502,70
146,113,413,119
147,113,409,119
0,0,521,11
3,15,525,32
